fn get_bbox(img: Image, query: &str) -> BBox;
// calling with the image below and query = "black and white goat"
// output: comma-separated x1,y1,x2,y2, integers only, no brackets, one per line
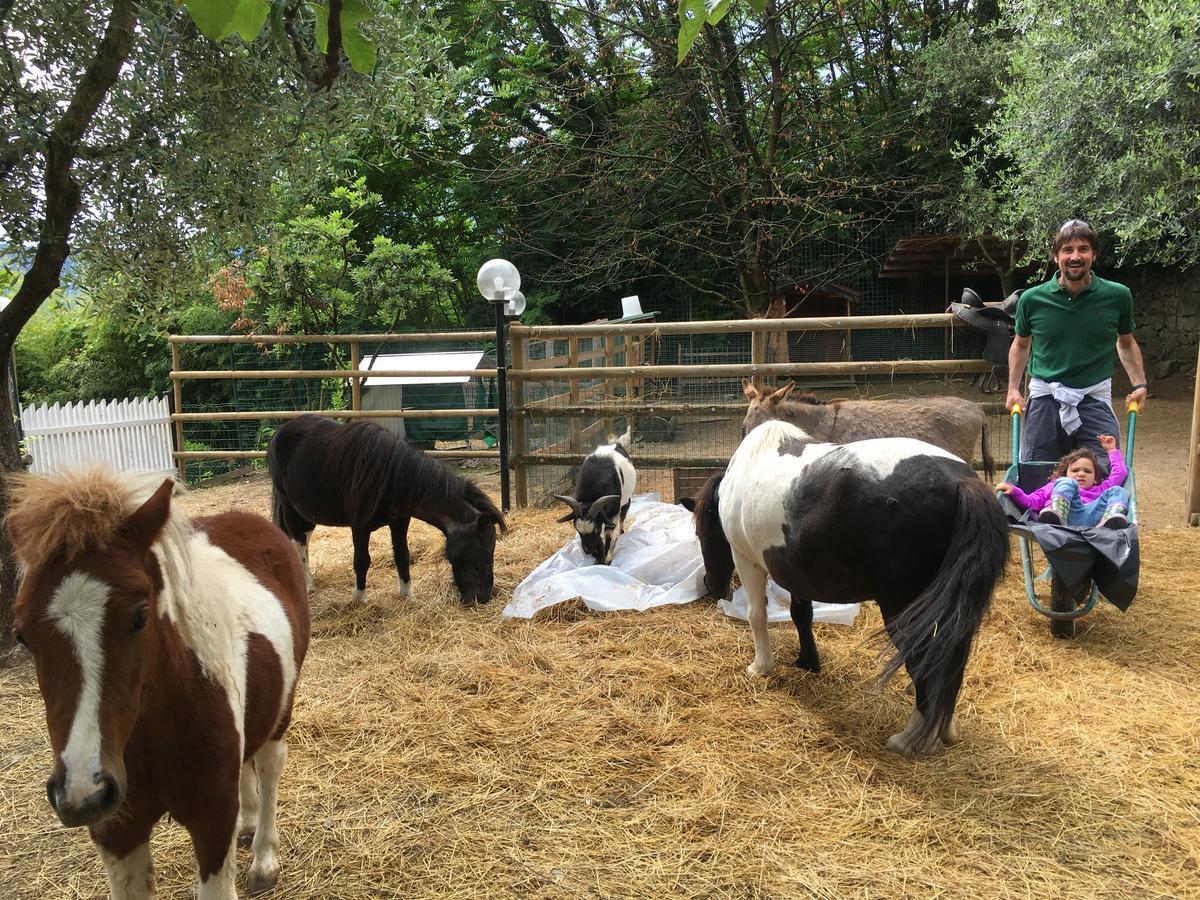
554,429,636,564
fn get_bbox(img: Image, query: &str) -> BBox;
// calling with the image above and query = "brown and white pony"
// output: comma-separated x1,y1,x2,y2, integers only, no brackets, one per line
8,469,310,898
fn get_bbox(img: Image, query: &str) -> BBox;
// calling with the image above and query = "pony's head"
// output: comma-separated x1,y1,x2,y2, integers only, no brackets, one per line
8,470,180,828
445,483,507,605
554,494,621,565
690,472,734,600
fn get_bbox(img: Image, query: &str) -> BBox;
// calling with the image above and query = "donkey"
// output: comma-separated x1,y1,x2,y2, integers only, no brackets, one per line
742,380,996,480
554,428,636,564
8,468,310,898
691,420,1009,754
268,414,506,605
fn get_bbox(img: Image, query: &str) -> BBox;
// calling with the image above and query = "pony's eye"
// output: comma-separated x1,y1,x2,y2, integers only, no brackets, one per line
131,606,149,632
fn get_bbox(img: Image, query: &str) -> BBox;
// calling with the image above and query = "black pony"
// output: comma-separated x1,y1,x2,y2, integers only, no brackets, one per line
268,414,506,605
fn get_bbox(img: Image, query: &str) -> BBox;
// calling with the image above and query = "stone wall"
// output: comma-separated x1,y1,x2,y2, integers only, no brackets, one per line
1117,265,1200,380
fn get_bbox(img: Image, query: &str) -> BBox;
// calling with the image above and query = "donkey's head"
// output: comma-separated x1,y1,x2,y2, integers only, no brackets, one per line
741,379,802,436
9,474,175,828
555,494,622,564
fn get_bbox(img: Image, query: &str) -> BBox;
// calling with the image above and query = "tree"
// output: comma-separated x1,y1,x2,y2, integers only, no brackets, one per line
921,0,1200,267
0,0,433,653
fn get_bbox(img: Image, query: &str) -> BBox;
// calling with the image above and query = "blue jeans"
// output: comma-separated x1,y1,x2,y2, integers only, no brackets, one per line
1050,478,1130,527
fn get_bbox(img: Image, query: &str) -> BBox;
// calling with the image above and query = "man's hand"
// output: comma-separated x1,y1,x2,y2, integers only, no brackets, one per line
1005,388,1024,413
1097,434,1117,451
1125,385,1148,411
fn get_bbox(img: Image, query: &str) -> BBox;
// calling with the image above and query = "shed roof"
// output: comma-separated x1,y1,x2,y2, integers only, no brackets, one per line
360,350,485,387
879,235,1029,278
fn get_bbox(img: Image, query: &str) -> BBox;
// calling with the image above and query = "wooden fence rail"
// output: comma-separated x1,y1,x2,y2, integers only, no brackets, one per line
168,313,996,498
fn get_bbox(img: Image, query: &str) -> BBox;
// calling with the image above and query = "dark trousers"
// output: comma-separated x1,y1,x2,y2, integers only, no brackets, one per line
1021,394,1120,475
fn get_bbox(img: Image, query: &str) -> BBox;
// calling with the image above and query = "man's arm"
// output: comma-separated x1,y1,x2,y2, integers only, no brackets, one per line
1116,333,1148,410
1006,334,1032,411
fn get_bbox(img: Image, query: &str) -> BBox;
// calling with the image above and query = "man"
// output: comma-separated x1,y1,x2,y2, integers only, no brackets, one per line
1006,219,1148,467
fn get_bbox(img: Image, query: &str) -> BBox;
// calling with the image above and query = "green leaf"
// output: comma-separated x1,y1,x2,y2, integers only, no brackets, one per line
677,0,706,64
705,0,731,25
747,0,767,12
342,25,376,73
311,2,329,52
229,0,270,41
182,0,241,41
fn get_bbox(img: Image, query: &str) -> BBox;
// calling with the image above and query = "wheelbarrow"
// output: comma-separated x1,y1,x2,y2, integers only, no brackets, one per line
998,403,1140,638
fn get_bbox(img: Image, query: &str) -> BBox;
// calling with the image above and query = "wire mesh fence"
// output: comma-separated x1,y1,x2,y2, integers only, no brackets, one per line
169,316,1008,500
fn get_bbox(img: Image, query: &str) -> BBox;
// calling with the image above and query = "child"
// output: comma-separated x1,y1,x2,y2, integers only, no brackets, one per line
997,434,1131,528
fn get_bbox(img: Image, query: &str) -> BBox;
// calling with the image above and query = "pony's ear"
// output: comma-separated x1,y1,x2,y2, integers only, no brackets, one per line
767,381,796,406
122,479,174,550
475,510,505,533
677,497,697,512
742,378,760,401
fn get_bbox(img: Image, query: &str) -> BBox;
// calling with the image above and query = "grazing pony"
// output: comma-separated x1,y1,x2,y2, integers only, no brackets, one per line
693,420,1009,754
554,428,636,564
8,468,310,898
742,380,996,480
268,414,506,605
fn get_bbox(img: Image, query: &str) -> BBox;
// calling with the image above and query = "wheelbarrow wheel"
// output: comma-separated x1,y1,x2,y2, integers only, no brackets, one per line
1049,574,1092,639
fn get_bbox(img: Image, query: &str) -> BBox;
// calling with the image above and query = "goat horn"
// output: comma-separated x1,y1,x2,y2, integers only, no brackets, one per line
587,495,622,520
553,495,584,518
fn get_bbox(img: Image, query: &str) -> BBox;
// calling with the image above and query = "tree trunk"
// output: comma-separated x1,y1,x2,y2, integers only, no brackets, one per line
0,0,137,657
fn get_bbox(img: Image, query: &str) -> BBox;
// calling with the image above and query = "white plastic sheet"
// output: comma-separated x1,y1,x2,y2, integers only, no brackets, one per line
503,494,860,627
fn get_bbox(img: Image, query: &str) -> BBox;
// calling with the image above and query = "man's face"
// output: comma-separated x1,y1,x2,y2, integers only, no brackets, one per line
1055,239,1095,285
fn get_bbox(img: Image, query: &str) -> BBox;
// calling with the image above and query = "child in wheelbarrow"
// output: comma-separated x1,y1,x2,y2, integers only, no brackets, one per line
997,435,1130,528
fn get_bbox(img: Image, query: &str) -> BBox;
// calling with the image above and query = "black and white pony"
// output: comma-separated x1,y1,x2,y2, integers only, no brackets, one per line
692,419,1009,755
268,414,506,605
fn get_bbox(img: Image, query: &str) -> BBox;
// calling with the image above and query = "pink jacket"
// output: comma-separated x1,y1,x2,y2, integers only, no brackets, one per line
1007,449,1127,512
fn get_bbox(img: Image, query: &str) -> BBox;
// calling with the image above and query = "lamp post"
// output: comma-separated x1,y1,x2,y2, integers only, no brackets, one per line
476,259,526,512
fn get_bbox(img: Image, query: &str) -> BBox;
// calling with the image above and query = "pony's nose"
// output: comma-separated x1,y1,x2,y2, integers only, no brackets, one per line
49,771,121,828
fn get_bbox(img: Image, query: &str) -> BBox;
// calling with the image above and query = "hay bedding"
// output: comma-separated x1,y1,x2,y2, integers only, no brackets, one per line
1,475,1198,898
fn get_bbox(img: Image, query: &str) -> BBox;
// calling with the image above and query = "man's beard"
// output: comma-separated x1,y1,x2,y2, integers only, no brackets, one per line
1062,265,1089,283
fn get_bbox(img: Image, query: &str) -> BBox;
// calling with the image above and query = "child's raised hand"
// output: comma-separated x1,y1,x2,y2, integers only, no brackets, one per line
1098,434,1117,451
996,482,1014,494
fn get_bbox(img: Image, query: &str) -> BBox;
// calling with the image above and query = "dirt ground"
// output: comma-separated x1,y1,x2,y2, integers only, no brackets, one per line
0,375,1196,898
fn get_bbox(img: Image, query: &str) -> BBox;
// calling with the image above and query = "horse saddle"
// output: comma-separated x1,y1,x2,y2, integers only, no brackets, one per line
948,287,1019,366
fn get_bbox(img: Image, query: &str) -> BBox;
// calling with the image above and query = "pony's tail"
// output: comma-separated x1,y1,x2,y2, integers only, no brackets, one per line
693,473,734,599
878,477,1009,748
981,419,996,482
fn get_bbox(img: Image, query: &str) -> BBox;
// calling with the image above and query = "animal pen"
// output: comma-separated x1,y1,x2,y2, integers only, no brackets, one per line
168,312,1008,499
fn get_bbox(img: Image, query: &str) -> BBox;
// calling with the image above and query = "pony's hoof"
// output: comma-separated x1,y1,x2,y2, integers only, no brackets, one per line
246,863,279,895
793,654,821,673
886,732,942,756
396,579,411,599
940,720,961,745
351,588,367,604
745,661,772,678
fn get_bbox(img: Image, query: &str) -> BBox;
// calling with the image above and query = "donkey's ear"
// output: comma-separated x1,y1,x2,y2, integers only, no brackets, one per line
122,479,174,549
767,381,796,405
676,497,697,512
742,378,760,401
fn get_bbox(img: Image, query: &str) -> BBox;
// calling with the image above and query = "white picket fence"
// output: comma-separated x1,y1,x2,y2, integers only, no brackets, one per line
20,396,175,476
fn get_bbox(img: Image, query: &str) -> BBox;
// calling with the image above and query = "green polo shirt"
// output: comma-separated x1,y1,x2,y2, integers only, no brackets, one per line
1014,274,1135,387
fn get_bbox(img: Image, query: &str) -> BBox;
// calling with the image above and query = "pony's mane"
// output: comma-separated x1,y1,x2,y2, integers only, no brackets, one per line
7,467,190,571
336,422,507,531
692,472,724,543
